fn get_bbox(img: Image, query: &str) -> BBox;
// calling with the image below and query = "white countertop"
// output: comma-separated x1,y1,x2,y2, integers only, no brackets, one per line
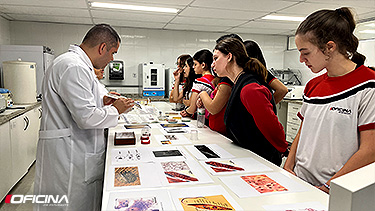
101,102,328,211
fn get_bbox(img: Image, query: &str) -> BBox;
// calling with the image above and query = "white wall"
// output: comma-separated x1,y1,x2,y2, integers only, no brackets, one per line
8,21,287,93
358,39,375,67
0,17,10,45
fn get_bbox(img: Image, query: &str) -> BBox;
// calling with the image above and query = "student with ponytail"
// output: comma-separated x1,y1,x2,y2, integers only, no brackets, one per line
283,7,375,193
213,38,288,166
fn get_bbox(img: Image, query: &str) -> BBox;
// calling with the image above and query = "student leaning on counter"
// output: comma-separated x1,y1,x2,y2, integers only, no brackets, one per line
283,7,375,193
181,49,215,119
169,54,190,107
212,37,288,166
34,24,134,211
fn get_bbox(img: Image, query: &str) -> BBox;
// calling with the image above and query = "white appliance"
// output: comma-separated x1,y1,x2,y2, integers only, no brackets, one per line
138,62,165,97
285,85,305,100
0,45,54,100
2,60,37,104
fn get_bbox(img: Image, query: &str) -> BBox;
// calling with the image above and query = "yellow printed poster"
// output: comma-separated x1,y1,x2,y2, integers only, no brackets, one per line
179,195,235,210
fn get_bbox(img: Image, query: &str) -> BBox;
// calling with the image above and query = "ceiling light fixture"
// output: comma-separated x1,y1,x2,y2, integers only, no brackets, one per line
90,2,179,13
262,15,305,22
359,30,375,34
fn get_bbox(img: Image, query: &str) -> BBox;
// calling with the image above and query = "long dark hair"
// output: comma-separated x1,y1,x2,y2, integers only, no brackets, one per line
183,57,198,97
177,54,191,82
193,49,213,72
215,38,268,82
244,40,267,68
296,7,366,65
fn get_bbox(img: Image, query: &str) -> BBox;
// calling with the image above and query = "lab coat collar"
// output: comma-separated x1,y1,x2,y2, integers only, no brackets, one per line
68,44,94,71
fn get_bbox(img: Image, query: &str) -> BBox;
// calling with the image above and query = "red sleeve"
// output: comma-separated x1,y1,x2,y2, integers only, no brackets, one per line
240,83,288,153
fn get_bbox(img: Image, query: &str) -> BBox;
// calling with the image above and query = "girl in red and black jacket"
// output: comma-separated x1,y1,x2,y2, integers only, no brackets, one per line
213,38,288,166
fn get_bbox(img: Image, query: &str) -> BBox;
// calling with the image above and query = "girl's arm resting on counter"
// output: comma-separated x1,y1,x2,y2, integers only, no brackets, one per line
200,84,231,115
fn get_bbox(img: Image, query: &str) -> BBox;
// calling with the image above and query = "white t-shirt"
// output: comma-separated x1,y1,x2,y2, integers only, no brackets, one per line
294,65,375,186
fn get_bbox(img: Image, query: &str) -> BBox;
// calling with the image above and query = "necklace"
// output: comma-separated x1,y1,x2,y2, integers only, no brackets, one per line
233,71,244,84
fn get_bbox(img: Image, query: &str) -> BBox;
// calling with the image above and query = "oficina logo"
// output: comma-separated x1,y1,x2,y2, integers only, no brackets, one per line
5,195,69,207
329,106,352,115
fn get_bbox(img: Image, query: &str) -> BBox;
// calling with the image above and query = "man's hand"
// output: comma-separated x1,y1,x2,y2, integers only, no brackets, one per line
112,98,134,114
103,92,121,105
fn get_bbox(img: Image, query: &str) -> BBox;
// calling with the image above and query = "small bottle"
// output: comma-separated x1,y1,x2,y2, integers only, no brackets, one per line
141,125,151,144
197,108,205,128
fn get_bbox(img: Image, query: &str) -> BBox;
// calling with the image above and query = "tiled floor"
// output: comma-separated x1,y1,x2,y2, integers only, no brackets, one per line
0,163,35,211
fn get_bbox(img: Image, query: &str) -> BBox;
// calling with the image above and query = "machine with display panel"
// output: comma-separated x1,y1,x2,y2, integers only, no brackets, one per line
108,60,124,80
138,62,165,97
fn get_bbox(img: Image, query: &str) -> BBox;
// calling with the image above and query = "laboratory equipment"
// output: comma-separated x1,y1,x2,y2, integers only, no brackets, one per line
108,60,124,80
0,45,54,99
138,62,165,97
2,60,37,104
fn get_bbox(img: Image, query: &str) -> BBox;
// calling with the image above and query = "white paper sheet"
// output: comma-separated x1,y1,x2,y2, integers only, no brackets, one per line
219,172,309,198
169,185,243,210
154,134,191,145
107,163,163,191
107,189,175,211
111,147,152,164
184,144,235,160
156,159,214,186
263,201,328,211
200,157,273,175
158,122,195,134
148,146,192,162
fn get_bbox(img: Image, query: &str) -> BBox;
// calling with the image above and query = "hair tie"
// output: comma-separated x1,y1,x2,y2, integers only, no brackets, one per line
335,8,343,16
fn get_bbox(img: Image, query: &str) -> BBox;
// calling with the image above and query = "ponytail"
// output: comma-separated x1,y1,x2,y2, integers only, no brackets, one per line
244,58,268,82
351,52,366,66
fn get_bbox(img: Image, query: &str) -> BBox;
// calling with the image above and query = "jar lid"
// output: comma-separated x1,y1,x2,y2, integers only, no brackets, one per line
0,88,10,93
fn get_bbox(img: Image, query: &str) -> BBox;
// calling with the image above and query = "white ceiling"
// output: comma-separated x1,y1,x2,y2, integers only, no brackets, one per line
0,0,375,36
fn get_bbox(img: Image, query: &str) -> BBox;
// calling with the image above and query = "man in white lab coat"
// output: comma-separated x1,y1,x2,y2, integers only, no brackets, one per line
34,24,133,211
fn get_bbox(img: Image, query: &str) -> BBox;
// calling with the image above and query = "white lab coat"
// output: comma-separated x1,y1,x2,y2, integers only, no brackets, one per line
96,78,109,107
34,45,119,211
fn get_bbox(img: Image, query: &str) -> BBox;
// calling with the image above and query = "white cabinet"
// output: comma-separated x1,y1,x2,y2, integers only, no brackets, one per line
276,101,288,133
0,105,41,202
286,102,302,143
0,122,12,202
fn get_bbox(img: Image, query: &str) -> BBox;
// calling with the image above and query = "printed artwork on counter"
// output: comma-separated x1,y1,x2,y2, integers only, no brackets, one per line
205,160,245,173
179,195,235,211
114,196,161,211
160,123,189,128
161,161,198,183
262,201,327,211
195,145,220,158
124,124,149,129
241,174,288,193
114,167,141,187
154,134,191,145
114,149,141,163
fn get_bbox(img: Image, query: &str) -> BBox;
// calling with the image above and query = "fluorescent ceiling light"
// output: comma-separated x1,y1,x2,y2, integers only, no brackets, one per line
365,23,375,27
359,30,375,34
90,2,179,13
262,15,305,22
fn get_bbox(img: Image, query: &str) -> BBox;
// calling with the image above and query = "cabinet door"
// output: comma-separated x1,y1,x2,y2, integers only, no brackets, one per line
0,122,12,202
25,106,41,166
276,101,288,133
9,114,29,186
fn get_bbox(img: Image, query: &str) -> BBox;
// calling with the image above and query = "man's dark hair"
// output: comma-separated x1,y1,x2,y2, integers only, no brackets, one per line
216,33,243,44
82,24,121,49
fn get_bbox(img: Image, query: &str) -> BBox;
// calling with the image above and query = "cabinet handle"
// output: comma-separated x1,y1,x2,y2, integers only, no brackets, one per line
38,108,42,119
291,127,297,131
23,116,30,131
